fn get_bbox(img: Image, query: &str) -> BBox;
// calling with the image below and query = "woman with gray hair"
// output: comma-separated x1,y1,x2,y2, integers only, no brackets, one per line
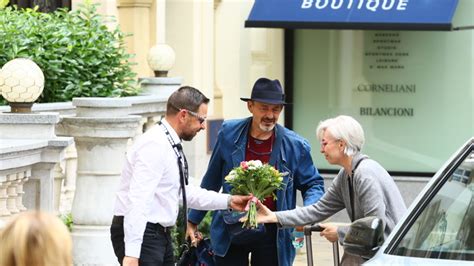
253,115,407,265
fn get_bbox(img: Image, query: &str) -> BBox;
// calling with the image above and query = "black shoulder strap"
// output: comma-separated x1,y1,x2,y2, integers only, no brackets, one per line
158,121,189,242
348,157,366,221
351,157,366,176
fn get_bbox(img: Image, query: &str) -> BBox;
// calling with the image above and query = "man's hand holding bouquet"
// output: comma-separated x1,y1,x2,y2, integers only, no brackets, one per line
224,160,284,229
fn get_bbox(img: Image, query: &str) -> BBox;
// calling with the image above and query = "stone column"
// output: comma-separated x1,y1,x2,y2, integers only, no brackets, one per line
53,163,65,213
117,0,153,77
60,115,141,265
6,173,19,214
0,176,10,217
15,170,29,212
0,175,9,227
59,144,77,214
30,162,56,212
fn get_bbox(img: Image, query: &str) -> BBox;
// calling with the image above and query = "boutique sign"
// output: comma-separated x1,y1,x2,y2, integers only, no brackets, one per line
300,0,409,12
245,0,459,30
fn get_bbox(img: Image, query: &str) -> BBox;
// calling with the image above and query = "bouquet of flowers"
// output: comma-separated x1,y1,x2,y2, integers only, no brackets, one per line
224,160,284,229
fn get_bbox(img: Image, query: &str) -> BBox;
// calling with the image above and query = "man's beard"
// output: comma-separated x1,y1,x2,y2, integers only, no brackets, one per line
181,130,198,141
259,121,275,132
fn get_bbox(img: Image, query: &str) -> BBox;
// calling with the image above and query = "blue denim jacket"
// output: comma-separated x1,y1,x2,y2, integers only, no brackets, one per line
188,118,325,266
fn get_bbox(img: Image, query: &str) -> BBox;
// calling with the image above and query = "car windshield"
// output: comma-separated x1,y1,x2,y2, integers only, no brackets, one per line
392,150,474,261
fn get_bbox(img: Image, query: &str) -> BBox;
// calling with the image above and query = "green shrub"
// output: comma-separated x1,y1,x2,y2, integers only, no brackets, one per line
0,4,139,104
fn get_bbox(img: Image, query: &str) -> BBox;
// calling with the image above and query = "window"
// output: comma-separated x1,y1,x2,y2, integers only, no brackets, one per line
391,150,474,260
293,27,474,173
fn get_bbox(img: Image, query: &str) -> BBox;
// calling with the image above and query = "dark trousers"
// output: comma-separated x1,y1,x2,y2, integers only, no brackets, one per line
214,224,278,266
110,216,175,266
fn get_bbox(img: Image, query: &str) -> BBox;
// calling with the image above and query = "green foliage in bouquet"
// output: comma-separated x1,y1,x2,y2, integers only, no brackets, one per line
0,0,8,9
0,3,139,105
225,160,284,229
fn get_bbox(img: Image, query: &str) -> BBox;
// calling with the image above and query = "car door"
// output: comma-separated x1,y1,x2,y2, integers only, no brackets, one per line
365,138,474,265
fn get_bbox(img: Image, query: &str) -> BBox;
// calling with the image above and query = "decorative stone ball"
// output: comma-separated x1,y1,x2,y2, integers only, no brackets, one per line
0,58,45,103
147,44,176,72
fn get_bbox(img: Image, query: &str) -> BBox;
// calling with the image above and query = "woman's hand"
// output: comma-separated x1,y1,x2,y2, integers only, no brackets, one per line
239,200,278,224
319,223,339,243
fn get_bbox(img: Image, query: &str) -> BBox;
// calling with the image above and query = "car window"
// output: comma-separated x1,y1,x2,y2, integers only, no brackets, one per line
392,150,474,261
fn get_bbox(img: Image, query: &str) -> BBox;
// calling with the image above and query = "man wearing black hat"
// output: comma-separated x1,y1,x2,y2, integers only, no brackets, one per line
187,78,325,266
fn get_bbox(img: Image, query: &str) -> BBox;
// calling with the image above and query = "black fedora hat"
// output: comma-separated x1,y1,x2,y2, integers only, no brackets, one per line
240,78,287,105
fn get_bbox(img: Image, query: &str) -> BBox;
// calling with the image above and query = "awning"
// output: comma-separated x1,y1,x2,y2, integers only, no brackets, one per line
245,0,461,31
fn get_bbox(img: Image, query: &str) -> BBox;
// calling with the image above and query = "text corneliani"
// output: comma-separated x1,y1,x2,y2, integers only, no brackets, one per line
357,84,416,93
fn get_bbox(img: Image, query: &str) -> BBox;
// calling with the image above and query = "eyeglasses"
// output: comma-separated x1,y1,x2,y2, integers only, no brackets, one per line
320,139,340,149
185,109,206,124
169,103,206,124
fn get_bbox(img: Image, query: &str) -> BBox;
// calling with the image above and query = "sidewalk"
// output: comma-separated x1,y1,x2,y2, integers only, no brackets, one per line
293,234,343,266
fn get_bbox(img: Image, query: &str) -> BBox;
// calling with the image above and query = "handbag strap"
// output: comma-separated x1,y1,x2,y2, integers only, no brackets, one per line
348,158,366,222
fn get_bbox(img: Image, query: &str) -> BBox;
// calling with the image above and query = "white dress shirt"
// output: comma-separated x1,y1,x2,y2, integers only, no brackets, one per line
113,119,229,258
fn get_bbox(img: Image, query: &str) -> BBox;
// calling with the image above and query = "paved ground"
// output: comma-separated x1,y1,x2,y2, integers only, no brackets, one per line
293,234,343,266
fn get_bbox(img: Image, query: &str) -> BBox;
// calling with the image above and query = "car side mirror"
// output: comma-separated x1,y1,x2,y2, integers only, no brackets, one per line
343,216,384,259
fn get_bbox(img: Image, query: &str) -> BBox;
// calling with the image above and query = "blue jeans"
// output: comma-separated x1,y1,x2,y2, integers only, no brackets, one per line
214,224,278,266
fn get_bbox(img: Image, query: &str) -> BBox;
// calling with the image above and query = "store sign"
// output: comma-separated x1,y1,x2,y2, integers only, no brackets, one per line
245,0,459,30
300,0,410,11
356,83,416,93
356,32,416,117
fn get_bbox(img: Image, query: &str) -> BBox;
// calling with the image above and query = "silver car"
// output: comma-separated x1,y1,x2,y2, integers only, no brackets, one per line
360,137,474,265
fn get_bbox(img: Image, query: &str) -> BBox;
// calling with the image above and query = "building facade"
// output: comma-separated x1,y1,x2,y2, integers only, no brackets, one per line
76,0,473,214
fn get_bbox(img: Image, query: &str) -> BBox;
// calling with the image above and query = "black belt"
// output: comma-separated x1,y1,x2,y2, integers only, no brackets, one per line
112,215,174,233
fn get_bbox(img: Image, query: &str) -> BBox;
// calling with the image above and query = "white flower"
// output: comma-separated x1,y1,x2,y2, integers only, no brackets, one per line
247,160,263,170
224,170,237,181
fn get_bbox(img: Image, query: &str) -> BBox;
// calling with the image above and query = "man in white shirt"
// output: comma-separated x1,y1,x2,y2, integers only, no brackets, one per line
111,86,251,266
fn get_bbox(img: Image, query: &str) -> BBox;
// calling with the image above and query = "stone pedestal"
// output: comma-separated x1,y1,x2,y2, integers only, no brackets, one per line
52,95,169,264
60,115,141,265
138,76,183,96
138,77,182,132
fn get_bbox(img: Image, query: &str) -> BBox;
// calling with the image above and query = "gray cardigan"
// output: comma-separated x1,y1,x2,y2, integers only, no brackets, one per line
276,153,407,243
